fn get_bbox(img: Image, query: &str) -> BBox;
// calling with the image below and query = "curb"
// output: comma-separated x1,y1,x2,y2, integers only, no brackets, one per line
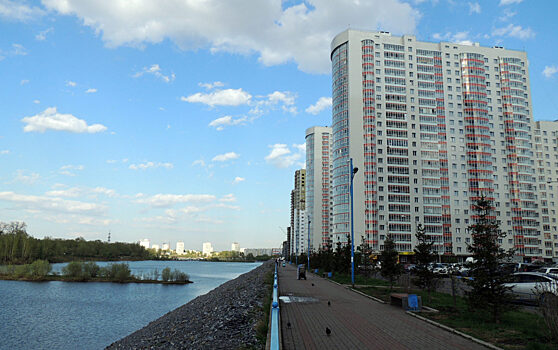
405,311,503,350
349,287,387,304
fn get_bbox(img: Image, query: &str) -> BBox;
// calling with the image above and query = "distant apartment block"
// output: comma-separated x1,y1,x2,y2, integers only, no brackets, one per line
202,242,214,256
139,239,150,249
176,241,185,255
305,126,333,251
162,243,170,251
231,242,240,252
325,29,555,262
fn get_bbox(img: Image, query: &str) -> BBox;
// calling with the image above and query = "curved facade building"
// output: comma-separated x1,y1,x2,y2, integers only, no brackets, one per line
329,29,550,262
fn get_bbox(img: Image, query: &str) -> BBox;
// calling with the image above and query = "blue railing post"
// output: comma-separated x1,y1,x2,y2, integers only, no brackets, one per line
270,263,280,350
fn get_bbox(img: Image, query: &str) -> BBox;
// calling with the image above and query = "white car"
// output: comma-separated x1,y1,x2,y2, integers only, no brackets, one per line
534,267,558,277
504,272,558,304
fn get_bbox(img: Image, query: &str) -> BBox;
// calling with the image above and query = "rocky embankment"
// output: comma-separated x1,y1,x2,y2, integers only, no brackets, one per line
107,261,273,350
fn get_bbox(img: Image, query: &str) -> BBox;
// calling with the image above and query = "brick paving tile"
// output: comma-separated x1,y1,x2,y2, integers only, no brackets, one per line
278,263,488,350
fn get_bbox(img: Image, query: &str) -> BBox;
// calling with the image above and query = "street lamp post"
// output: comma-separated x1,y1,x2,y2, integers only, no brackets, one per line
349,158,359,287
308,217,311,271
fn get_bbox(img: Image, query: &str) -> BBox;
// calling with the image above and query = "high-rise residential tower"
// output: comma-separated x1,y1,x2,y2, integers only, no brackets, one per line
534,121,558,261
331,29,544,262
306,126,333,251
289,169,306,257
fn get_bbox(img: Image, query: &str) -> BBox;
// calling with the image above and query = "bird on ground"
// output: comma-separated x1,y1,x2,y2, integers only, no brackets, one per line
326,327,331,336
287,322,291,329
327,301,331,307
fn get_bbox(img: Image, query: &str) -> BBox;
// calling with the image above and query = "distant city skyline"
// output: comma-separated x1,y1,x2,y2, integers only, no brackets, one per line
1,1,556,249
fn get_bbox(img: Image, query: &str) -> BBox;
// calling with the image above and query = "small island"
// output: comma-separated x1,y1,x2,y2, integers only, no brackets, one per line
0,260,192,284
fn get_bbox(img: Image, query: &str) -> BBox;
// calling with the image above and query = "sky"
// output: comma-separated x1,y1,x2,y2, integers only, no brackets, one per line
1,0,557,251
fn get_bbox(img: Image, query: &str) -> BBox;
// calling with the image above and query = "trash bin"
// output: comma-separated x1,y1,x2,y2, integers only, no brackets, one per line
297,264,306,280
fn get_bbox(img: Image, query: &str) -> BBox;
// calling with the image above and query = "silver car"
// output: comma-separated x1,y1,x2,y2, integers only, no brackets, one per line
504,272,558,304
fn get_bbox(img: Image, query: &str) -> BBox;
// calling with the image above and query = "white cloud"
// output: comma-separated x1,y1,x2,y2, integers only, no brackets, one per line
208,115,247,131
498,8,516,21
492,24,535,40
133,64,175,83
199,81,225,89
232,176,245,184
468,2,480,14
22,107,107,133
20,79,29,85
305,97,332,115
0,191,106,215
45,186,117,198
36,27,53,41
85,88,97,93
182,88,252,107
134,193,216,208
220,194,237,203
212,152,240,162
59,164,84,176
66,80,77,87
499,0,522,5
41,0,419,74
0,0,45,21
192,159,206,167
13,170,40,185
267,91,295,106
129,161,173,170
1,150,9,154
543,66,558,79
432,31,473,45
11,43,27,55
33,99,40,104
264,143,304,168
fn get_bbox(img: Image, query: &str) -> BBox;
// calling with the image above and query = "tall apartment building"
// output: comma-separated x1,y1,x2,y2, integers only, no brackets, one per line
534,121,558,261
289,169,307,257
305,126,333,251
330,29,553,262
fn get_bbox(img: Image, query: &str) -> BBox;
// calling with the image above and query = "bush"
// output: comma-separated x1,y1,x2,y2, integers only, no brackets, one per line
82,262,99,278
161,267,171,282
111,263,132,281
99,263,132,281
29,260,51,278
171,269,189,282
63,261,84,278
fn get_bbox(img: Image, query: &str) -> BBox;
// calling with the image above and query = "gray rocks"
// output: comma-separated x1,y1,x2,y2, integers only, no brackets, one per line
107,261,273,350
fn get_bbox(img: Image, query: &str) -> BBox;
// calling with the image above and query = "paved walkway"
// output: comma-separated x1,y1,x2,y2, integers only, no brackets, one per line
278,264,487,350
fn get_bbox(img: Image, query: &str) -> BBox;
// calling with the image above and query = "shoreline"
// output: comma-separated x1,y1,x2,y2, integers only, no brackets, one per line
107,261,273,349
0,274,193,284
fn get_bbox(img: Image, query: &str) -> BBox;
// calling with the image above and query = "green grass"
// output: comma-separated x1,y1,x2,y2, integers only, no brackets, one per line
356,286,555,350
314,270,390,286
254,269,274,348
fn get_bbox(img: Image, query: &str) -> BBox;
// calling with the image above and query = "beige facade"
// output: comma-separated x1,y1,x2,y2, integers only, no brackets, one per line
305,126,333,252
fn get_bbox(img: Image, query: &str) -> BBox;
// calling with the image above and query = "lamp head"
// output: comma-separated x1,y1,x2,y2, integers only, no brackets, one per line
353,167,359,174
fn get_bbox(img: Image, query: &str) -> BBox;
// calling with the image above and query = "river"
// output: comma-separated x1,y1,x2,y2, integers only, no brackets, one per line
0,260,261,350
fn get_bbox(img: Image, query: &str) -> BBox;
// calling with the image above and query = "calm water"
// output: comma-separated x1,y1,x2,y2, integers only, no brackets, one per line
0,261,261,350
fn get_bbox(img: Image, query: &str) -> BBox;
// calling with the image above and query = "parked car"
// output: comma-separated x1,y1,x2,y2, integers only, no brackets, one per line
504,272,558,304
535,267,558,277
429,263,448,275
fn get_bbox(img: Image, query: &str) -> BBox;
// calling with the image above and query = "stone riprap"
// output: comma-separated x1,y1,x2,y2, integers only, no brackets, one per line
107,261,273,350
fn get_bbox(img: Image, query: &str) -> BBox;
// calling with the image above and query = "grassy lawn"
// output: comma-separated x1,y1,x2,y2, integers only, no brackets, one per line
315,269,391,287
356,284,555,350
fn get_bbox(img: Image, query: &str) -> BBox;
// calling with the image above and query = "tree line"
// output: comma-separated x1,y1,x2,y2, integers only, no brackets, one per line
0,222,150,264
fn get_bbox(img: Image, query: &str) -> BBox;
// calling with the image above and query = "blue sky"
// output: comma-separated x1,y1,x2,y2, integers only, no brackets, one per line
0,0,557,251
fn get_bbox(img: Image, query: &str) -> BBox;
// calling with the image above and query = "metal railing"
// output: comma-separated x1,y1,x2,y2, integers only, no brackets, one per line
270,263,280,350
